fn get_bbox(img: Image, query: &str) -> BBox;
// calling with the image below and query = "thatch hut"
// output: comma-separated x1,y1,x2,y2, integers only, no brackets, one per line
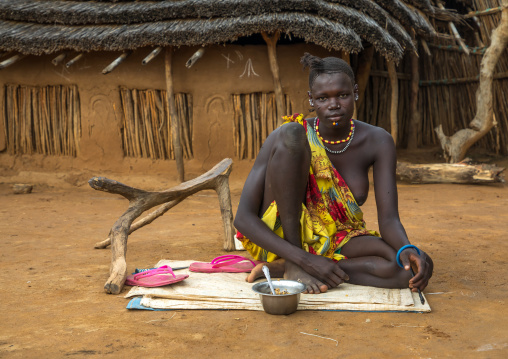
0,0,506,179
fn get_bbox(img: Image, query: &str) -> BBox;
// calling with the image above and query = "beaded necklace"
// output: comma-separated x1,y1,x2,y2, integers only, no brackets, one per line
314,118,355,154
315,118,354,144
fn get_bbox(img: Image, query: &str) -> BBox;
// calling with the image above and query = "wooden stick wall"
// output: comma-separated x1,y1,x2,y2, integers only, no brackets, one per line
119,87,193,160
357,54,412,148
356,0,507,154
232,93,292,159
2,84,80,156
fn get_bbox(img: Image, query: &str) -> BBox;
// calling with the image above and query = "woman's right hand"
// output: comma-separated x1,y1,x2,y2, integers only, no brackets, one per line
303,253,350,289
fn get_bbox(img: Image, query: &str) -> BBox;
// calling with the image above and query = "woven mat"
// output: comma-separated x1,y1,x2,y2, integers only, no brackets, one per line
125,260,430,312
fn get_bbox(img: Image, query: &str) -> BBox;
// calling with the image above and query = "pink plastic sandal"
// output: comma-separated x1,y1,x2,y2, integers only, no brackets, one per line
125,265,188,287
189,255,262,273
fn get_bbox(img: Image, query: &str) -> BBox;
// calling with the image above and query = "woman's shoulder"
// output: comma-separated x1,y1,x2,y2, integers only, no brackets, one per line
355,121,393,142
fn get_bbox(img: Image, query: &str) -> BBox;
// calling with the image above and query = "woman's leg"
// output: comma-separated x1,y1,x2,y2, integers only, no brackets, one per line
247,123,329,293
338,236,412,288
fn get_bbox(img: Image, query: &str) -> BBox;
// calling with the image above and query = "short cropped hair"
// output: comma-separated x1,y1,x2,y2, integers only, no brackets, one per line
300,52,355,88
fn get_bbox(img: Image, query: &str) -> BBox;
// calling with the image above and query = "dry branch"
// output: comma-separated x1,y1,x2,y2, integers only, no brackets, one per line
89,158,235,295
435,3,508,163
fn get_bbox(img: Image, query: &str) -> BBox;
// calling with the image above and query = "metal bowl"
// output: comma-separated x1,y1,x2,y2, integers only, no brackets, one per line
252,280,306,315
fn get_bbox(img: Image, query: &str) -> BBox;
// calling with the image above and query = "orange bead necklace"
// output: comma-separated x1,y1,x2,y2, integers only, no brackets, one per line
315,118,354,144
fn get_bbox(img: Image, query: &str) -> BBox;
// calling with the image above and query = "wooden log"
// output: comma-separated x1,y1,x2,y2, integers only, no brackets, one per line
396,161,505,184
142,47,162,65
51,53,67,66
261,31,284,126
102,51,131,75
0,54,26,70
165,47,185,182
185,48,205,68
435,2,508,163
66,53,83,68
89,158,235,294
387,60,399,145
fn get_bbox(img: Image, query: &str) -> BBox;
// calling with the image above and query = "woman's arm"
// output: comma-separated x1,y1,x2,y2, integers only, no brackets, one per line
372,128,433,291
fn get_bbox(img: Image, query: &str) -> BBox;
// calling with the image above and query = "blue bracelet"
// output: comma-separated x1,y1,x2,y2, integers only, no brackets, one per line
396,245,421,268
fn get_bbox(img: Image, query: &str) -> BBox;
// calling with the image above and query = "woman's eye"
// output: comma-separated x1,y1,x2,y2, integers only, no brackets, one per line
318,97,326,101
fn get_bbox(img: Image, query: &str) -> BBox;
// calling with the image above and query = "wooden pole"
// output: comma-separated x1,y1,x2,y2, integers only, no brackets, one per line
438,3,470,55
261,31,284,126
356,46,374,110
407,40,420,150
165,47,184,182
387,60,399,145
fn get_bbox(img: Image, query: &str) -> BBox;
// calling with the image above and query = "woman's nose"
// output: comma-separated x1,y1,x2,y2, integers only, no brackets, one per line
328,98,340,109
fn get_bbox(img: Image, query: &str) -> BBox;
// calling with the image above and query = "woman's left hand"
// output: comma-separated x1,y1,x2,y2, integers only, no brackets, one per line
400,249,434,292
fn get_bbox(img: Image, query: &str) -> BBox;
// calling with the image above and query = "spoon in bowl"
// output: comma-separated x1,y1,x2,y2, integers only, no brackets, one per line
262,265,276,295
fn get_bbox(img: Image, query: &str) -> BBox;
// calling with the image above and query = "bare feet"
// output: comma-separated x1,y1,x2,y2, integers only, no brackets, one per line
246,259,285,283
246,259,329,294
284,260,328,294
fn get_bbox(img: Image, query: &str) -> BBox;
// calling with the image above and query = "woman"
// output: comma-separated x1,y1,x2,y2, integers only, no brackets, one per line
234,53,433,294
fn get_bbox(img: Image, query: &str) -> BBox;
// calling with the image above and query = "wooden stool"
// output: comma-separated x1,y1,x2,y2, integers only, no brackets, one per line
89,158,235,294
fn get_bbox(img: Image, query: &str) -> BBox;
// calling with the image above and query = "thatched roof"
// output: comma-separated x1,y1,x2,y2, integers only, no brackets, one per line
0,0,442,60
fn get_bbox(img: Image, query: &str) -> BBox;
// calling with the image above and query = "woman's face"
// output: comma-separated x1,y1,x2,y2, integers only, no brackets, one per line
309,72,357,126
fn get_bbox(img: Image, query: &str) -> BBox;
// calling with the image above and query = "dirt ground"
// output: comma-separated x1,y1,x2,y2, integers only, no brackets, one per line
1,149,508,358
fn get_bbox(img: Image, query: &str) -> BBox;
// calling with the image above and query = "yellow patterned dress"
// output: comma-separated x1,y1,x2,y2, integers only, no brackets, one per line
237,113,380,262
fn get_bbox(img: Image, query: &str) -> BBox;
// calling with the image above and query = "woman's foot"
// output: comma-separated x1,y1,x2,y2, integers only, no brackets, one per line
246,259,286,282
246,259,328,294
284,261,329,294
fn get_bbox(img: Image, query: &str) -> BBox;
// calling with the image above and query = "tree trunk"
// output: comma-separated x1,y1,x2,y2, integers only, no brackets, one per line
435,3,508,163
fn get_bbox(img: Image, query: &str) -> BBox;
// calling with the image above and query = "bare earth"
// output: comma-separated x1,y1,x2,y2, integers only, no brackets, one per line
1,151,507,358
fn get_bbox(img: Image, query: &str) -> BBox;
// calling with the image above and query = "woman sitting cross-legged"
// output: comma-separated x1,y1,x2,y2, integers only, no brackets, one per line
234,53,433,294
